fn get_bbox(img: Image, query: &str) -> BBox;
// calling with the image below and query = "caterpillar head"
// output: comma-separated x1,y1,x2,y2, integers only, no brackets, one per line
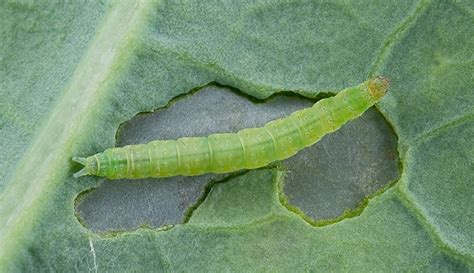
72,156,98,178
367,76,390,101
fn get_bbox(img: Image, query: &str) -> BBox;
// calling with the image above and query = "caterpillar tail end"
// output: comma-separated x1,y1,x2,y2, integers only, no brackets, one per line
72,156,89,178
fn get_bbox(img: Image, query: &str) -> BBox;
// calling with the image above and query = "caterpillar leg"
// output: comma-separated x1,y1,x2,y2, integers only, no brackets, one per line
72,156,89,178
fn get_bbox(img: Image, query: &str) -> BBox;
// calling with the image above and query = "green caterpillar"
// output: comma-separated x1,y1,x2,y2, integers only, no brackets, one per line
73,76,389,179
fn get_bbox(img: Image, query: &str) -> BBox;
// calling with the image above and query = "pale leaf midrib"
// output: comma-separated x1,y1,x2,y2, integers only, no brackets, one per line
0,0,154,268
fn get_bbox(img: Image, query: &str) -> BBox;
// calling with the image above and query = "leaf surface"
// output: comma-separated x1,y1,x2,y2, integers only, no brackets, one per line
0,0,472,271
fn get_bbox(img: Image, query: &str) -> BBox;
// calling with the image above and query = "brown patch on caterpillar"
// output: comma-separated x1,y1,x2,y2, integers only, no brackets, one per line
367,76,390,101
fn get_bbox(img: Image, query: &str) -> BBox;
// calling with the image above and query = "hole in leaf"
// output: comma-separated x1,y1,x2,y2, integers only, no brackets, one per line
281,106,400,225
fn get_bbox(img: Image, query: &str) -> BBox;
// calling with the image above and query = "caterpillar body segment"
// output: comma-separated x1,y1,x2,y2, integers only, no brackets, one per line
73,77,389,179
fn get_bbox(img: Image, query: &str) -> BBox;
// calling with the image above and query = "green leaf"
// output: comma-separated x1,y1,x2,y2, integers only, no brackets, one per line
1,0,472,271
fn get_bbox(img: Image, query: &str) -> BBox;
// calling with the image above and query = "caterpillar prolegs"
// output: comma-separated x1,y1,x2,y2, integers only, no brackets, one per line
73,77,389,179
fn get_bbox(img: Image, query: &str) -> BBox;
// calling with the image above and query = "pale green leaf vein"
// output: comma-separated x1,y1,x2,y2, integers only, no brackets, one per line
0,0,155,268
